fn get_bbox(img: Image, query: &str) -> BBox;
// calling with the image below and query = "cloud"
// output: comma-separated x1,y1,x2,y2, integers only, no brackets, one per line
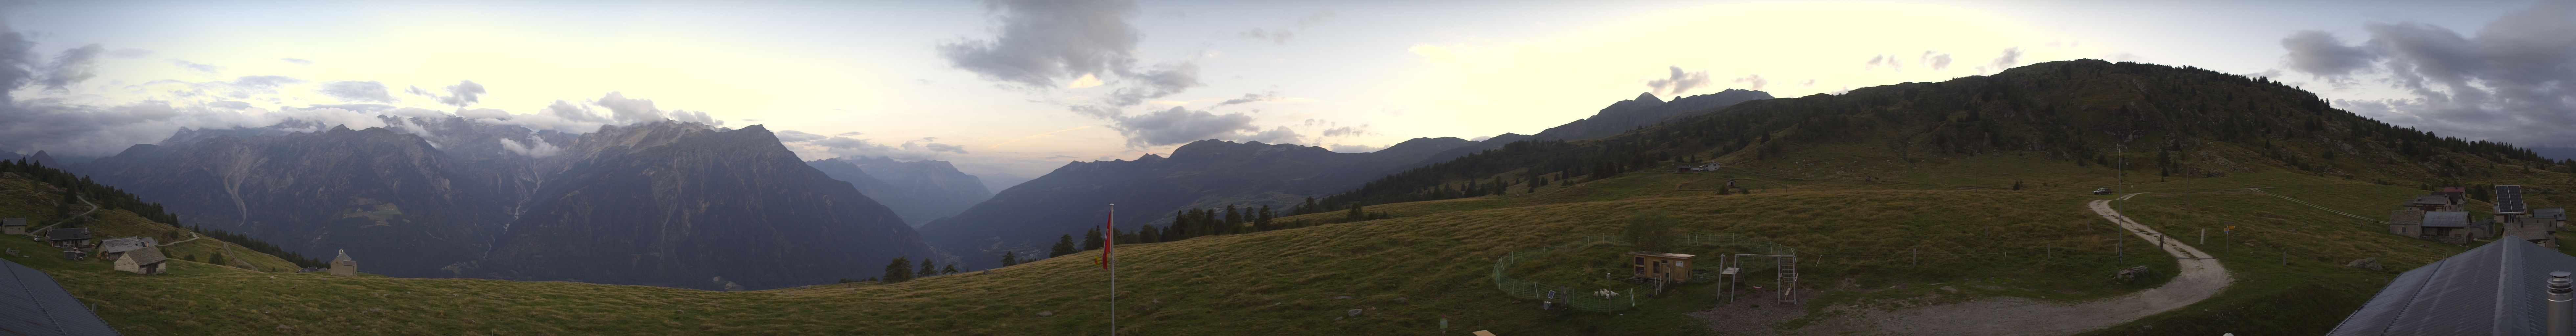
1865,54,1903,71
41,44,104,91
936,0,1142,89
1231,10,1333,44
230,75,303,89
498,137,562,158
1236,126,1304,145
2280,30,2379,80
319,80,395,103
1921,52,1953,70
104,48,152,58
1732,74,1767,91
281,57,311,65
1215,92,1278,106
1644,66,1710,96
1988,47,2022,72
1108,106,1260,147
924,142,970,154
1317,124,1373,139
1237,28,1294,44
1326,143,1384,153
169,59,220,74
2292,0,2576,147
774,130,966,160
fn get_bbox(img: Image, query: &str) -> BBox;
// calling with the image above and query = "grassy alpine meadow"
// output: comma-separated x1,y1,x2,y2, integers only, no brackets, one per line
9,153,2566,335
7,165,2220,336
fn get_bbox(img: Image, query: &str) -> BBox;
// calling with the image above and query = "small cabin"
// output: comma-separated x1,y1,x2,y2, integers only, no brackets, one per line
1,218,25,235
2389,210,2425,237
2404,195,2462,212
330,249,357,276
45,227,91,249
98,236,156,260
114,247,168,275
2504,217,2558,248
1628,251,1696,283
2536,208,2568,229
2422,211,2476,244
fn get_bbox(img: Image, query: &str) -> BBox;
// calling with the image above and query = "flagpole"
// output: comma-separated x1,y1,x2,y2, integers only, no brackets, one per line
1108,203,1116,336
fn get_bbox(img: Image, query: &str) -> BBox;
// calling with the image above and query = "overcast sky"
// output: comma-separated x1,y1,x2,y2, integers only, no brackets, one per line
1,0,2566,178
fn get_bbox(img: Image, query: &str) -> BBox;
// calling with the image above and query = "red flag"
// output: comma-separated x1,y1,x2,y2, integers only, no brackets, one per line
1096,209,1114,269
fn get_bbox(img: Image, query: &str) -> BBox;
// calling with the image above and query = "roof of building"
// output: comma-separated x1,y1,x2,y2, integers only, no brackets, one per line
0,218,23,227
43,228,87,242
121,247,166,266
2407,195,2455,206
2390,210,2425,226
2421,212,2472,228
334,249,353,263
2537,208,2567,221
98,237,154,254
1627,251,1697,259
0,258,123,336
2329,237,2576,336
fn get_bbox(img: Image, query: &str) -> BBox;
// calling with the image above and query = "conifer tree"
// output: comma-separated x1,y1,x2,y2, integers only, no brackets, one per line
941,264,959,274
1000,251,1018,266
919,259,938,278
883,257,913,283
1081,227,1103,251
1049,234,1076,257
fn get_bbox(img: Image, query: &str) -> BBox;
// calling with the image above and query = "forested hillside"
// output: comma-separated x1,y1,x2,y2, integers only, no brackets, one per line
1304,59,2575,213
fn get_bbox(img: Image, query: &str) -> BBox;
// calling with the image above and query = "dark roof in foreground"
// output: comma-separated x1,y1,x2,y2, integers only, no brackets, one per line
2329,237,2576,336
0,258,121,336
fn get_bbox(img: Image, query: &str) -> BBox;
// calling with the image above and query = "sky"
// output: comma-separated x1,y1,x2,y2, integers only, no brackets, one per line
0,0,2567,178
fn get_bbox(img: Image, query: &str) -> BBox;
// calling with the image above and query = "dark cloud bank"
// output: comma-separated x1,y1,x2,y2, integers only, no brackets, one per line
2282,1,2576,147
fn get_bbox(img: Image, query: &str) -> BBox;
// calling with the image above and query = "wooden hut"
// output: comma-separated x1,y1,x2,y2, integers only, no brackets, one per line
114,247,168,275
2503,217,2559,248
330,249,357,276
2389,210,2425,237
98,236,156,260
45,227,90,249
2405,195,2462,212
0,218,24,235
2423,211,2475,244
1627,251,1696,283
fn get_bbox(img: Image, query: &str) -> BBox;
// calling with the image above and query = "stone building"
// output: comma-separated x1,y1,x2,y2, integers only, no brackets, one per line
330,249,358,276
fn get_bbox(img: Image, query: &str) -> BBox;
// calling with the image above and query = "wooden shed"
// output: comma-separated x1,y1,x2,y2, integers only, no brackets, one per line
114,246,168,275
0,218,24,235
1628,251,1696,283
44,227,90,249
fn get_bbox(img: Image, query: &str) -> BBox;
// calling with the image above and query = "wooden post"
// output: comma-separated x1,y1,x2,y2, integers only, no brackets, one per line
1912,248,1918,266
2201,228,2206,244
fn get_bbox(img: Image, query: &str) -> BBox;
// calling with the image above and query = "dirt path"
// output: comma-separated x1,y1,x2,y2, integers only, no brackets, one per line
158,232,202,246
1773,193,2232,335
23,195,97,235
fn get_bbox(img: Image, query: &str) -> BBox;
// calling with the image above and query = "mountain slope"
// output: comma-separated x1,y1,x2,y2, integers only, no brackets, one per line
475,122,934,290
1527,89,1774,141
917,137,1476,269
1311,59,2574,210
810,157,993,225
78,126,526,277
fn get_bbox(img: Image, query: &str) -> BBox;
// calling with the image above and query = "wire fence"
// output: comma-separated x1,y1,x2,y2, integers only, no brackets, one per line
1490,232,1794,312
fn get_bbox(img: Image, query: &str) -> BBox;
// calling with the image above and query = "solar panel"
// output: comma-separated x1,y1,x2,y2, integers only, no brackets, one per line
2496,185,2527,214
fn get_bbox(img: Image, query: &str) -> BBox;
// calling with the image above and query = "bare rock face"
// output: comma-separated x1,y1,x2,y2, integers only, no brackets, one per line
477,122,935,290
86,118,934,290
82,124,534,277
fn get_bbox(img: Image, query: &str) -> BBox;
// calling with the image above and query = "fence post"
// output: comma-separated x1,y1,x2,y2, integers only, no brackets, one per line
1912,248,1918,266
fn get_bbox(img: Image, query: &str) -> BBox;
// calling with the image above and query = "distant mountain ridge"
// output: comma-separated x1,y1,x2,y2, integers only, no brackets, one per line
916,137,1476,269
79,118,933,290
810,156,994,226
